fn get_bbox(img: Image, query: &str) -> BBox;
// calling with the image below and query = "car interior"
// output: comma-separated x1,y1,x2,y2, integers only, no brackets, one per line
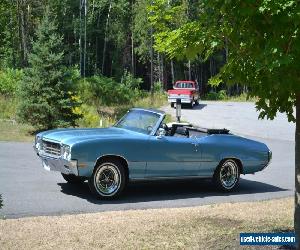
159,122,230,138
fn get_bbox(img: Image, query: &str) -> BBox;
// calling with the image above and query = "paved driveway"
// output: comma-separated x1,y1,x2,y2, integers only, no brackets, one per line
0,101,295,218
163,101,295,141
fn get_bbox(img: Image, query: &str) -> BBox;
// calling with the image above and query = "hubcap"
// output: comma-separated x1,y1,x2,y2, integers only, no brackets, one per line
220,161,238,189
94,164,121,196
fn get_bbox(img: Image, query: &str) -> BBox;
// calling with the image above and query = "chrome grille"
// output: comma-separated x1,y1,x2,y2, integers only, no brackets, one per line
42,140,61,156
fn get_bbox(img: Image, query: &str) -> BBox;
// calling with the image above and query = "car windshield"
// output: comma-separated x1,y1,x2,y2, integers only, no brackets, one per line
114,109,161,135
175,82,194,88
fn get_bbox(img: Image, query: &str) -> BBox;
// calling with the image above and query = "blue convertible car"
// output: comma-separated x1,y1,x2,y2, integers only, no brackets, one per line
34,108,272,199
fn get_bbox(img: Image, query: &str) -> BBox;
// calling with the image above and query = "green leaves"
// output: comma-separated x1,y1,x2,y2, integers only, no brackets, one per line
0,68,23,97
78,72,143,107
150,0,300,121
17,8,82,130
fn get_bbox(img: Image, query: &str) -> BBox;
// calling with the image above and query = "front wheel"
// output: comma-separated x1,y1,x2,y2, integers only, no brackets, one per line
88,159,126,199
213,159,240,191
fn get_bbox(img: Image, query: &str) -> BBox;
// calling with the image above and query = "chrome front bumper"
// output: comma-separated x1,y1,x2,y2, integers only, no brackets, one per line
168,98,192,103
34,146,78,176
41,156,78,176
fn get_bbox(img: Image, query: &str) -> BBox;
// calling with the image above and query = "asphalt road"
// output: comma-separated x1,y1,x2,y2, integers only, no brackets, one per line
0,101,295,218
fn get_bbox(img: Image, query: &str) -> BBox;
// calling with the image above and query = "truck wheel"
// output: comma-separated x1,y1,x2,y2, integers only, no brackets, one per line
213,159,240,191
61,173,85,184
189,100,194,109
171,103,174,108
88,159,126,199
195,99,199,106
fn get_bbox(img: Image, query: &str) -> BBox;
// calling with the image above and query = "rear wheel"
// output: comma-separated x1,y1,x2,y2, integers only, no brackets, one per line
213,159,240,191
171,103,174,108
61,173,85,184
88,159,126,199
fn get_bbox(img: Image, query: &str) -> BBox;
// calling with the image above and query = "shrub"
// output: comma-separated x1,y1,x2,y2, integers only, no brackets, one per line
205,90,228,100
77,104,100,128
0,68,23,97
78,74,142,107
121,70,143,90
0,96,17,119
154,81,163,93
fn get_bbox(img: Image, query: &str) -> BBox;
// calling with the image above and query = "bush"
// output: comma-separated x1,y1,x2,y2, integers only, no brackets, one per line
121,70,143,90
154,81,163,93
0,96,17,119
205,90,228,100
76,104,100,128
78,74,142,107
0,68,23,97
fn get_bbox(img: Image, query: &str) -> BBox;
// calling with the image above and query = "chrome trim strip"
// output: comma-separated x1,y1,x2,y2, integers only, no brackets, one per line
150,113,166,136
93,154,129,169
130,175,212,182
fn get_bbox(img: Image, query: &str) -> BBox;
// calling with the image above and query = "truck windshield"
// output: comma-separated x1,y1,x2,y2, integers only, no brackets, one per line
175,82,194,88
114,110,161,135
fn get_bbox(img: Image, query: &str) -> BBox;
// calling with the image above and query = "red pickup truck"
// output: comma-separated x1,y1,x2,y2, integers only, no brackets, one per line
167,80,200,108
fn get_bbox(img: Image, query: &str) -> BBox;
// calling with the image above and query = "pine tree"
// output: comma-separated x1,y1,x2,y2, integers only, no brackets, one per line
18,7,82,130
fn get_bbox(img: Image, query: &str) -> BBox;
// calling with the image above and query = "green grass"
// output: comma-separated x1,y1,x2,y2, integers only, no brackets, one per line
0,96,17,120
0,198,294,249
0,120,34,142
0,92,169,142
203,91,258,102
78,92,169,128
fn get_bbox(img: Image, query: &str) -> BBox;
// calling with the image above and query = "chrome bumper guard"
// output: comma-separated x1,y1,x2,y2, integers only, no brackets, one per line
34,145,78,176
168,98,192,103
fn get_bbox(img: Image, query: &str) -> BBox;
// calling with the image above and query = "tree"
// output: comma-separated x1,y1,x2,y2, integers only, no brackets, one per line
150,0,300,245
18,7,82,130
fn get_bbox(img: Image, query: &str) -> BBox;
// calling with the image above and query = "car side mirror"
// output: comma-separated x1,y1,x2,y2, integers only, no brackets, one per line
157,128,166,139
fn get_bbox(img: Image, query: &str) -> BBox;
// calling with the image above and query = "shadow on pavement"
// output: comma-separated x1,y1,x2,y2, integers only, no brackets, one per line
58,178,288,205
192,104,207,110
178,103,207,110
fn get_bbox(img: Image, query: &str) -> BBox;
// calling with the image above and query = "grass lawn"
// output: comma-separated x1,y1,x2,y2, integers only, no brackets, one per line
0,93,170,142
0,120,34,142
0,197,293,249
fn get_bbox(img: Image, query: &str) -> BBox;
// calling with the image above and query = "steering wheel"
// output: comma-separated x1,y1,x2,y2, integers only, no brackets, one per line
162,123,169,136
147,126,153,134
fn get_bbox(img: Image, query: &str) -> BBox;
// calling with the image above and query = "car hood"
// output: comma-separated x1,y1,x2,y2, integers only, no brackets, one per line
38,127,140,145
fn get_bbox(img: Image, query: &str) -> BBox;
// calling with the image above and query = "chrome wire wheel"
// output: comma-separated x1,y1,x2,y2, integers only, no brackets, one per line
94,163,121,196
219,160,239,189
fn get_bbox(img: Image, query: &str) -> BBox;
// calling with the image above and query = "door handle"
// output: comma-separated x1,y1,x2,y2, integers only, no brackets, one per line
192,143,198,152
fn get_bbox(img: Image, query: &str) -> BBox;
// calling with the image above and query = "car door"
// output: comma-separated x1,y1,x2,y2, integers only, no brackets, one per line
145,135,202,177
194,136,220,177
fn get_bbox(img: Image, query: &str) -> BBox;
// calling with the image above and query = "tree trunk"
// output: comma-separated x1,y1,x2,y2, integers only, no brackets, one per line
295,93,300,248
161,54,165,89
131,32,135,76
17,0,28,66
157,52,161,83
150,25,154,102
188,60,191,80
171,60,175,83
102,0,112,74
